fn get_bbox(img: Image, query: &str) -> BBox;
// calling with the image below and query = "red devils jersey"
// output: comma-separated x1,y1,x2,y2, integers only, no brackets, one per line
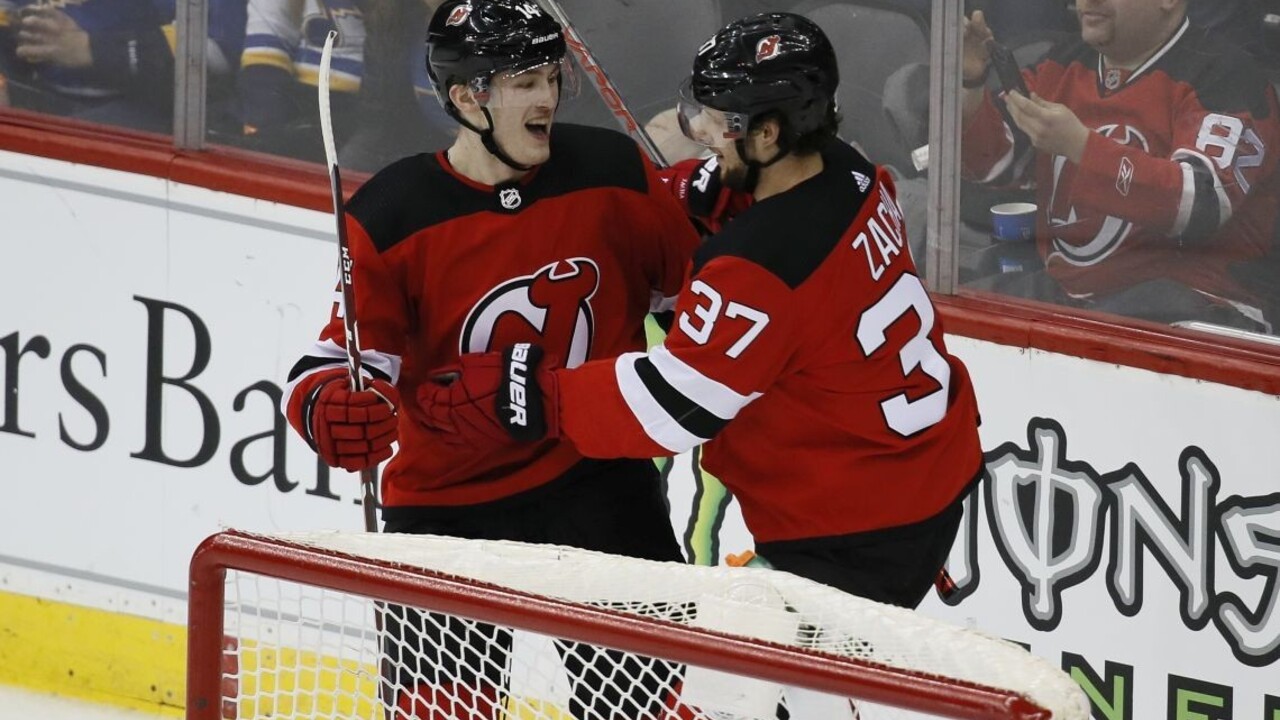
963,20,1280,309
556,142,982,543
284,124,699,507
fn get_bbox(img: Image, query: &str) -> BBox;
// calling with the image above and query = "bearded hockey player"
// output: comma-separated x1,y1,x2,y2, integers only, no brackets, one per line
421,11,984,611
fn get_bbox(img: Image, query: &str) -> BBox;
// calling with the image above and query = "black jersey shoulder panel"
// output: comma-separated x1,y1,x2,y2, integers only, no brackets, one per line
1040,25,1275,118
691,141,877,289
345,124,650,253
534,123,649,197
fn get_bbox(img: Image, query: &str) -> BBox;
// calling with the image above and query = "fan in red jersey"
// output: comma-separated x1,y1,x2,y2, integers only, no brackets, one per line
421,11,983,610
280,1,700,718
961,0,1280,331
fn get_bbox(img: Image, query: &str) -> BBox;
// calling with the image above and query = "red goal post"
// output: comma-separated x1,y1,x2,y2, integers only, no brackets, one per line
186,530,1088,720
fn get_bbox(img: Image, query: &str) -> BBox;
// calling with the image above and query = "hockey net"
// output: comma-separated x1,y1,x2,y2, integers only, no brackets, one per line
186,530,1089,720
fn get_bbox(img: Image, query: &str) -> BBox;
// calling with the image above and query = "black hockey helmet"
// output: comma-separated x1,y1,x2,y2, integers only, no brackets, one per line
679,12,838,146
426,0,567,114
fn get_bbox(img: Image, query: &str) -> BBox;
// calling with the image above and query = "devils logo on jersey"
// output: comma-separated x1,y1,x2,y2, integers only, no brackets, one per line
1046,123,1149,267
460,258,600,368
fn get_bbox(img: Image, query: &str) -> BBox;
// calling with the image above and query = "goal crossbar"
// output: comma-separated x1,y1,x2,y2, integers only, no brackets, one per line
187,530,1077,720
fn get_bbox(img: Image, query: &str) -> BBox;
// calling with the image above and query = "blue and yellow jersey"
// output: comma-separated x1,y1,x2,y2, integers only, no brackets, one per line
240,0,364,94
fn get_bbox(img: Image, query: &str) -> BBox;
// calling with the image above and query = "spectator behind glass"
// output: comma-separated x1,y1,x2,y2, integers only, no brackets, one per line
338,0,455,172
1188,0,1274,66
961,0,1280,332
234,0,451,168
236,0,365,161
966,0,1074,43
0,0,246,134
808,0,1074,41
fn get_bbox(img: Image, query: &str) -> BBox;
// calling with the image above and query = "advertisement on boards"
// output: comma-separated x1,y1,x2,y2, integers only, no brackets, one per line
664,338,1280,720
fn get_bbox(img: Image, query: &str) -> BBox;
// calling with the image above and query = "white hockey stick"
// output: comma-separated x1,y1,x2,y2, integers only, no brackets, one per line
320,30,380,534
539,0,668,168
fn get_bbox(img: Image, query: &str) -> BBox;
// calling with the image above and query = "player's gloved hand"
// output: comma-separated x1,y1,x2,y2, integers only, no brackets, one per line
660,155,752,235
295,367,399,472
416,343,559,448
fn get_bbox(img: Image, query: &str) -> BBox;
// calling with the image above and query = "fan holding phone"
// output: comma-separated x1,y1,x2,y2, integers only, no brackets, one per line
986,38,1029,99
958,5,1280,333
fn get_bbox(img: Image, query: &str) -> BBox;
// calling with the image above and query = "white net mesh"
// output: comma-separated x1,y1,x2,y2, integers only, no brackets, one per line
210,531,1089,720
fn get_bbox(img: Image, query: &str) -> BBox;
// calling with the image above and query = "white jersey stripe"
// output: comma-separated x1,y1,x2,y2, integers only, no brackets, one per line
978,124,1019,184
1171,149,1234,235
279,339,402,415
615,352,705,454
1170,158,1197,237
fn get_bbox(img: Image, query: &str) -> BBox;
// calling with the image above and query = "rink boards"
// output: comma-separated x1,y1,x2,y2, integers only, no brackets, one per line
1,150,1278,719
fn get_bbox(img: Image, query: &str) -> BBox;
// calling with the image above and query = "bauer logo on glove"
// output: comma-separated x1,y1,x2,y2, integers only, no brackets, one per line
417,343,560,448
496,340,542,438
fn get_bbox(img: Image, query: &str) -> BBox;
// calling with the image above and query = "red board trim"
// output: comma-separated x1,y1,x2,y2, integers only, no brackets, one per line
3,113,1278,395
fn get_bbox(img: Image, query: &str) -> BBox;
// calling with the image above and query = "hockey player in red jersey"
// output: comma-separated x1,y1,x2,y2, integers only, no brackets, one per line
280,1,700,717
420,12,984,612
962,0,1280,330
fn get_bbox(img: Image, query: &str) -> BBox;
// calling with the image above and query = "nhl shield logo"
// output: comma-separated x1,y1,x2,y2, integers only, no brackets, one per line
1104,68,1122,90
755,35,782,63
446,4,471,26
499,187,522,210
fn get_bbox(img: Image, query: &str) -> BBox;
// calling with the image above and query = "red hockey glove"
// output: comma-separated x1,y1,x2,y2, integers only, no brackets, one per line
416,343,559,449
294,367,400,472
660,156,753,234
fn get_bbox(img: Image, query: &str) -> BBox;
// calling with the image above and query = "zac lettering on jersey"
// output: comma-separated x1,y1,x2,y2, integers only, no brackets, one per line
850,197,907,281
942,417,1280,670
0,296,353,506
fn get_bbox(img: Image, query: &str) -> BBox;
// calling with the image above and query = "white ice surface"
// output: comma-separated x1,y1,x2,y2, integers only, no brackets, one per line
0,685,171,719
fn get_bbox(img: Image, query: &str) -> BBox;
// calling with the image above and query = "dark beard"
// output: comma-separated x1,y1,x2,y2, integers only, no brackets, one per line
721,163,750,192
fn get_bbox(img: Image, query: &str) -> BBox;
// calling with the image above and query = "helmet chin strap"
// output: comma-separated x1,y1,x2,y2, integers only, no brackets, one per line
734,136,790,194
448,102,534,172
477,107,535,172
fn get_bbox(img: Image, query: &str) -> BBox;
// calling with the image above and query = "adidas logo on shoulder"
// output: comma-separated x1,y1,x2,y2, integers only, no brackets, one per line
851,171,871,192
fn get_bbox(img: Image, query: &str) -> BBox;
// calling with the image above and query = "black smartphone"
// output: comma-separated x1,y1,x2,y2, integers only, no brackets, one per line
986,40,1028,97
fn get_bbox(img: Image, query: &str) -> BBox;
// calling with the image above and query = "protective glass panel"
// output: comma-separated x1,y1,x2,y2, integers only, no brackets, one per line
714,0,936,280
957,1,1280,342
0,0,183,135
193,0,941,283
208,0,454,171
